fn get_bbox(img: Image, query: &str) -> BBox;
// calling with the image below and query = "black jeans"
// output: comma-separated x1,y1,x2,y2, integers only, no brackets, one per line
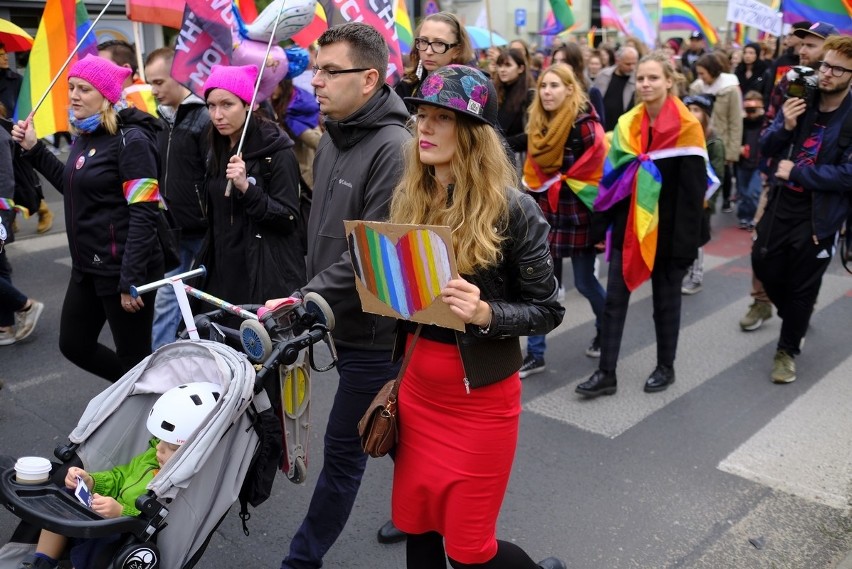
0,250,27,327
58,272,157,382
599,250,688,372
752,216,833,355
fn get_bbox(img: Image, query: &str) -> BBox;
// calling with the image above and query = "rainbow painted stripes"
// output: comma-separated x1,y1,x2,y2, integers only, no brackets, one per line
14,0,97,136
123,178,162,207
660,0,719,46
348,224,452,319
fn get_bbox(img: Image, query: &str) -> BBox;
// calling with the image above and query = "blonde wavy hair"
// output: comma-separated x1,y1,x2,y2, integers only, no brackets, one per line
526,63,588,135
389,114,516,274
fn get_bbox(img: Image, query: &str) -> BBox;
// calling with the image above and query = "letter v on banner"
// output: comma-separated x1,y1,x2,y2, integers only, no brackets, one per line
323,0,403,84
172,0,235,97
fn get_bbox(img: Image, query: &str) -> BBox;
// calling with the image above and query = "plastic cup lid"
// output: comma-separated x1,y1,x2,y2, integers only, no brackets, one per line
14,456,52,474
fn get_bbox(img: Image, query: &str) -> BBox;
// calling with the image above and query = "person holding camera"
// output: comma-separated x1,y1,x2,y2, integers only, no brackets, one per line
752,35,852,384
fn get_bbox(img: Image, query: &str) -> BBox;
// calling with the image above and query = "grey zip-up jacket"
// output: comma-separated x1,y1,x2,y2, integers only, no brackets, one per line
302,85,410,350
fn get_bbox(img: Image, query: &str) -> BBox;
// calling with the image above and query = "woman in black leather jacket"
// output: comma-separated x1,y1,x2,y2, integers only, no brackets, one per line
388,64,566,569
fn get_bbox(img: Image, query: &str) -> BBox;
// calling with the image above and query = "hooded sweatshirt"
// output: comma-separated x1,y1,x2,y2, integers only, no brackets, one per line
302,85,410,350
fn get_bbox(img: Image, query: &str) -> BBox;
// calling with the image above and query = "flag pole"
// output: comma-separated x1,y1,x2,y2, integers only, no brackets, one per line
224,0,288,198
485,0,494,50
28,0,116,121
133,21,146,82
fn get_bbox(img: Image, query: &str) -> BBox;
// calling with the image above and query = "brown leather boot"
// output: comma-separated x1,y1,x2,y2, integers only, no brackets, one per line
36,200,53,234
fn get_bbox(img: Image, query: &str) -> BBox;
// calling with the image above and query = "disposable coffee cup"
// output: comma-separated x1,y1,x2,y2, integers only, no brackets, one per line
14,456,52,484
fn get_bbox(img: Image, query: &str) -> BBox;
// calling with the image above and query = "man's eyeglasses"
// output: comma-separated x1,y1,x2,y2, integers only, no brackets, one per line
311,66,370,80
414,38,458,54
744,107,763,114
818,61,852,78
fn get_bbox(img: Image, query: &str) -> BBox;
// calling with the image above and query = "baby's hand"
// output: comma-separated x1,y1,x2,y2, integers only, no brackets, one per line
64,467,91,490
91,494,123,518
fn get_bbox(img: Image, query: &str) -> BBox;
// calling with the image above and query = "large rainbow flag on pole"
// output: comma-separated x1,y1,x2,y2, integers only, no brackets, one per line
782,0,852,35
593,97,715,291
14,0,97,135
660,0,719,46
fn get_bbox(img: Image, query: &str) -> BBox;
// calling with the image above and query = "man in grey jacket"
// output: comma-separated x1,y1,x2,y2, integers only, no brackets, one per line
593,46,638,131
280,22,411,569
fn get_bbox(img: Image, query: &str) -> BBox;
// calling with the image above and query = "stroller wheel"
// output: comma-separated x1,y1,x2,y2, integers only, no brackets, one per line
112,542,160,569
288,456,307,484
240,319,272,363
303,292,335,332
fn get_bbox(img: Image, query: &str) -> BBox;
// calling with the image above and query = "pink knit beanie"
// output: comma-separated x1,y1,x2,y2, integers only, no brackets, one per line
68,54,132,104
203,65,258,104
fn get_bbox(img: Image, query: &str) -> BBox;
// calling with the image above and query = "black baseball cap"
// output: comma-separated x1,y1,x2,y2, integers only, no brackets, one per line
689,31,703,40
793,22,839,40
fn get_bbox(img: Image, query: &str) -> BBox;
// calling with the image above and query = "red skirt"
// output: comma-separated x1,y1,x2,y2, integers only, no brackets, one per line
391,337,522,564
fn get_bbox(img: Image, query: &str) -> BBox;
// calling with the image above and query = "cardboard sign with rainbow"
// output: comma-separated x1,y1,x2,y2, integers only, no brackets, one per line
344,221,465,331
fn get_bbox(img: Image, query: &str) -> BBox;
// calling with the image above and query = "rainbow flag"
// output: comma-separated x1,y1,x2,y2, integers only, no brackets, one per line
124,80,158,116
394,0,414,55
524,121,608,212
593,97,712,291
547,0,575,32
600,0,628,34
14,0,97,136
732,23,747,46
782,0,852,35
539,10,561,35
291,3,328,48
660,0,719,46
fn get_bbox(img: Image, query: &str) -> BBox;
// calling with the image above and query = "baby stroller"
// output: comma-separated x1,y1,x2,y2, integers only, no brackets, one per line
0,281,336,568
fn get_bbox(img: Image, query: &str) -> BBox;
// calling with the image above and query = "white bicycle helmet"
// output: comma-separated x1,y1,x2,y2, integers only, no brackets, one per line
146,382,222,445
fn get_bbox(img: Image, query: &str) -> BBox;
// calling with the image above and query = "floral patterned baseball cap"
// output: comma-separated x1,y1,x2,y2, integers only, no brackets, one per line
404,64,498,127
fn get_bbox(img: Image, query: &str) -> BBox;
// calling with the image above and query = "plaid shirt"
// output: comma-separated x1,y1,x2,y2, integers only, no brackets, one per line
530,113,599,258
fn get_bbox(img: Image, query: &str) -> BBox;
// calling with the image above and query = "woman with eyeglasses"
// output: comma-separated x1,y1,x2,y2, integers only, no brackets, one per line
394,12,474,114
199,64,305,312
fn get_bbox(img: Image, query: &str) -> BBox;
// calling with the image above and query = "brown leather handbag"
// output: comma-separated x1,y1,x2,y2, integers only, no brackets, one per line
358,325,422,458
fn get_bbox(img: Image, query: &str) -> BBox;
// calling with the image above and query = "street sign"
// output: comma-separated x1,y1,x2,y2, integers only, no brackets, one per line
515,8,526,27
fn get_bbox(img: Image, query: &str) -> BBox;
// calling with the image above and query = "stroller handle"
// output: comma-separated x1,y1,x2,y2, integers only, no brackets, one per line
130,266,207,298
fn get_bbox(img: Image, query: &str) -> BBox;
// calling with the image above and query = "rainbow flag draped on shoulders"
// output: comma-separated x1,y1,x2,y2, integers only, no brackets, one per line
593,96,717,291
14,0,98,135
523,121,608,212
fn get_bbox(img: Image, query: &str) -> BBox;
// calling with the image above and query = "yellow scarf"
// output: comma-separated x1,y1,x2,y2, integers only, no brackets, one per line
523,103,577,185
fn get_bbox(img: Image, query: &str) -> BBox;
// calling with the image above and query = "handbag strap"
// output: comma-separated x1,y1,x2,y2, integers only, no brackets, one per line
389,324,422,400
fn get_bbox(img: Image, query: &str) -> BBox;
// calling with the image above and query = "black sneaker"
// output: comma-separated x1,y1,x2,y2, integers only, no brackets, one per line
585,335,601,358
519,355,546,378
721,201,734,213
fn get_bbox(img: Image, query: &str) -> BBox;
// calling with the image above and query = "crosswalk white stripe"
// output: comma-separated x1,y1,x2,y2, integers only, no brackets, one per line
717,352,852,510
525,272,852,439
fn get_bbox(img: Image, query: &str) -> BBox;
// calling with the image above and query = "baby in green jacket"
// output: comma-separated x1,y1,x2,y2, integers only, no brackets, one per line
20,381,222,569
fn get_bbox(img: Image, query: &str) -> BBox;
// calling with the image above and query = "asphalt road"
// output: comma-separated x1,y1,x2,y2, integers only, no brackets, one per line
1,172,851,568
